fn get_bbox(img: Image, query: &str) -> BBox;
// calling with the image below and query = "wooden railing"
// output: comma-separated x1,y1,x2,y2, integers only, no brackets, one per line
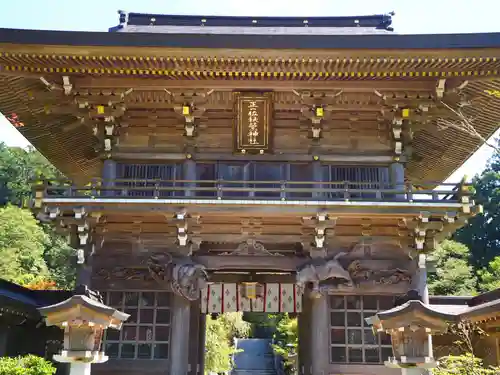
33,178,473,203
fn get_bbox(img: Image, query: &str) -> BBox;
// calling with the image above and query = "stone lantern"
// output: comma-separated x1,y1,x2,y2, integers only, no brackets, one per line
365,298,456,375
38,287,129,375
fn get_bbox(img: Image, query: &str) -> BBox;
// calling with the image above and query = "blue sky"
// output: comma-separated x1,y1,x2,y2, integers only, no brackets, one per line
1,0,499,181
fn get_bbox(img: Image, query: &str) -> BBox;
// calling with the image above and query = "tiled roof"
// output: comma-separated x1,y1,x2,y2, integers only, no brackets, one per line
110,12,394,35
0,279,71,308
116,25,392,35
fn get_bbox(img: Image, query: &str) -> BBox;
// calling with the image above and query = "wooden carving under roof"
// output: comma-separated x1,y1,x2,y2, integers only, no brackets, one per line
0,27,500,181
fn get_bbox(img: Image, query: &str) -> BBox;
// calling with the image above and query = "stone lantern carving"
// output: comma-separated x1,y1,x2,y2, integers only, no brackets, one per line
38,287,129,375
365,298,456,374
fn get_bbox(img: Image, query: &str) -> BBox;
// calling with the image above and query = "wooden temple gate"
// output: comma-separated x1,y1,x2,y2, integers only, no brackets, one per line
1,10,498,375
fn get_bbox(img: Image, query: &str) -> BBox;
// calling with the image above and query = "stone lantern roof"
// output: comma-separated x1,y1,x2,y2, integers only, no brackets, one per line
367,299,458,334
38,294,129,330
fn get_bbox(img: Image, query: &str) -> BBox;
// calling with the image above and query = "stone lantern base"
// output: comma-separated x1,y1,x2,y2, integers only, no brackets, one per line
54,350,108,375
385,356,437,369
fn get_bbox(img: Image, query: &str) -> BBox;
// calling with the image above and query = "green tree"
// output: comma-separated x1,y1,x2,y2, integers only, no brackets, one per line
0,143,62,206
0,355,56,375
0,205,75,289
428,240,477,296
0,143,75,289
455,143,500,268
433,354,500,375
243,312,281,338
272,314,298,374
477,256,500,292
219,312,251,339
0,205,50,284
433,322,500,375
41,224,76,289
204,313,250,374
204,317,237,374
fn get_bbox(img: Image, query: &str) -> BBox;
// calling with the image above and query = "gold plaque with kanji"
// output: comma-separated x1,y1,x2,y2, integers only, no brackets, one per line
234,92,272,153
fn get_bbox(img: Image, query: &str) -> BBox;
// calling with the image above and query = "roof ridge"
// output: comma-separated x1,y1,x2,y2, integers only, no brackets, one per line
114,10,394,31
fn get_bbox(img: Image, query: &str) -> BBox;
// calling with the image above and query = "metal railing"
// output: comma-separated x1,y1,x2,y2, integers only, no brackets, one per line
33,178,473,203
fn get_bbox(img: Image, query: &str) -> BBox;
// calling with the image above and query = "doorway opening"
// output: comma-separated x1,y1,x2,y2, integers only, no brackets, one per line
204,312,298,375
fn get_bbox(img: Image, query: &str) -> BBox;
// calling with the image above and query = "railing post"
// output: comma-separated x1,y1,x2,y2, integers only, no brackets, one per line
154,180,160,199
457,176,471,204
217,178,222,200
102,159,116,197
90,178,99,198
280,180,286,200
32,180,47,209
406,183,413,202
432,191,439,201
66,181,73,198
343,181,350,201
375,183,382,201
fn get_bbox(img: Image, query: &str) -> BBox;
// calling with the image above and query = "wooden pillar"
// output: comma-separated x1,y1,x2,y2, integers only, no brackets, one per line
170,295,191,375
198,313,207,374
184,160,196,197
102,159,116,196
390,162,404,186
412,254,429,304
411,254,432,360
0,326,8,357
312,161,322,199
309,290,329,375
298,297,312,375
188,300,201,375
390,162,405,199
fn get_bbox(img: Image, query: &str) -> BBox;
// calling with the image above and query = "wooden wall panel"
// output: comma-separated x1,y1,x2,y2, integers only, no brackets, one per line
116,116,392,156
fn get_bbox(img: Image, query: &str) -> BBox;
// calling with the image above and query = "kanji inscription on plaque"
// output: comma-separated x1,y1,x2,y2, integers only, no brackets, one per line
234,92,272,153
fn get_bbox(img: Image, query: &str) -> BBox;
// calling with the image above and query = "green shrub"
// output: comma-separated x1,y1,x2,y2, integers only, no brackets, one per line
433,354,500,375
0,355,56,375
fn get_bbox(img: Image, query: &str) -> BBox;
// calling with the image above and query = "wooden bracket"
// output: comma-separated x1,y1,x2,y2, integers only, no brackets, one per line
301,213,337,255
73,207,87,220
413,212,431,251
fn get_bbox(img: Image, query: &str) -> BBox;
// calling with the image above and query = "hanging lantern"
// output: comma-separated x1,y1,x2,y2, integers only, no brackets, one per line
314,106,324,118
242,282,258,300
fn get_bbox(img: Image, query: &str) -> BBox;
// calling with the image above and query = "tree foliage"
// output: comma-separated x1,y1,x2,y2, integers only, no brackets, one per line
433,322,500,375
272,314,298,375
243,312,281,338
0,143,62,206
477,256,500,293
220,312,251,339
432,141,500,296
0,355,56,375
204,313,250,374
433,354,500,375
455,143,500,269
428,240,478,296
0,143,74,289
0,205,50,284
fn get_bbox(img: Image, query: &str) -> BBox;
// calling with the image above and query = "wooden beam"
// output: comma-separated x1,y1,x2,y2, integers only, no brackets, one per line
92,253,305,272
209,273,296,283
193,255,305,271
73,77,436,91
110,151,399,163
44,200,467,218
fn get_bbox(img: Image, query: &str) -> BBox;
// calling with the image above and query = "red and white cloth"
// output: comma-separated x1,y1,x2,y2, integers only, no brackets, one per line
200,283,302,313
